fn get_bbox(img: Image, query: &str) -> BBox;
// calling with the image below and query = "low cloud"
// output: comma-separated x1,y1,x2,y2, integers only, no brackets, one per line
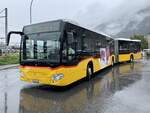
75,0,150,28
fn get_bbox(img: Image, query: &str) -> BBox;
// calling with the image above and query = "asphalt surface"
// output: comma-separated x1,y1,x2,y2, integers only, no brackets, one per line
0,58,150,113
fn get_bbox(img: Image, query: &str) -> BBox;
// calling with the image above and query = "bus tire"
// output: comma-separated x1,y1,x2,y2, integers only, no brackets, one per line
130,55,134,62
86,64,93,81
112,57,114,66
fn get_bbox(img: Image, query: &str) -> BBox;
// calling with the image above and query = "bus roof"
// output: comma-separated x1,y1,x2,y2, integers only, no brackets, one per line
24,19,113,39
61,19,113,38
115,38,141,42
131,39,141,42
115,38,131,41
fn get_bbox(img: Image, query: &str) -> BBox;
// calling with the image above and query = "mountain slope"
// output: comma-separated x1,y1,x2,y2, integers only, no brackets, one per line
95,6,150,38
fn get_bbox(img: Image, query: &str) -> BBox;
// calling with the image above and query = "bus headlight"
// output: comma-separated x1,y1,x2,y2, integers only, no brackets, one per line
20,72,24,77
52,74,64,81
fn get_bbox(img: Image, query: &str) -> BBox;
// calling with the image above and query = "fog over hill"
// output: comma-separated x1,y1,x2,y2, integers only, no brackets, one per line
95,6,150,38
75,0,150,38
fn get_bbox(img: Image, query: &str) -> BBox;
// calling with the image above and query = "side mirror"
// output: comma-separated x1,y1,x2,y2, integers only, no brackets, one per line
7,31,24,46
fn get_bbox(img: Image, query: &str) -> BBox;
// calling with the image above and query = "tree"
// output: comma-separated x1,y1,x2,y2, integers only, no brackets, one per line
130,34,148,50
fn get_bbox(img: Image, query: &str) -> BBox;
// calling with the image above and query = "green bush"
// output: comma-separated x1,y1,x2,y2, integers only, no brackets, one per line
0,53,19,65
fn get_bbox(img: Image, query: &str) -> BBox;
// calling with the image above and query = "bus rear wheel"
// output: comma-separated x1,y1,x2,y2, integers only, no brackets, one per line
86,64,93,81
111,57,115,66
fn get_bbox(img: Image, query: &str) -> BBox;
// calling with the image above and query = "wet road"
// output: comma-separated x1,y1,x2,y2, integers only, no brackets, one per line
0,58,150,113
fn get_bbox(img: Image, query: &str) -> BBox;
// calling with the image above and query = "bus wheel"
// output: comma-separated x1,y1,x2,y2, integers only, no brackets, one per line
130,55,134,62
111,57,114,66
86,64,93,81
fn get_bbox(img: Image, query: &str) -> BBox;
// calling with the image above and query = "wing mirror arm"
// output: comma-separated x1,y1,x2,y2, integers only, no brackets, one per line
7,31,24,46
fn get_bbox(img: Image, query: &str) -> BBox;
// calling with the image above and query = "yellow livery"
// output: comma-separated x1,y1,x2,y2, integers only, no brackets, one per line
7,20,142,86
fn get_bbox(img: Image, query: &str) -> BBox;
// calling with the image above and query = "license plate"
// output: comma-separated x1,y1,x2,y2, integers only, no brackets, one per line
32,80,39,83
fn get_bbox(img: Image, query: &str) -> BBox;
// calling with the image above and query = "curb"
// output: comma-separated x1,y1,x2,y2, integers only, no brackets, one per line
0,64,19,71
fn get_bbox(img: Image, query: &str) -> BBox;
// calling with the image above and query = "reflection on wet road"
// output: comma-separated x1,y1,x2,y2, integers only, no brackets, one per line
1,59,150,113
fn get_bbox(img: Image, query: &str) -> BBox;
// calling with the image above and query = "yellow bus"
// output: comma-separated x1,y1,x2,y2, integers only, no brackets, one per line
114,38,142,63
7,20,141,86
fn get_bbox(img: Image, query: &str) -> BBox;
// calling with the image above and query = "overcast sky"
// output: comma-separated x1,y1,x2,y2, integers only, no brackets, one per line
0,0,150,44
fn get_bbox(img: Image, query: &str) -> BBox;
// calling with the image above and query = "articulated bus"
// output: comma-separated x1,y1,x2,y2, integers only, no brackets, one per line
7,20,142,86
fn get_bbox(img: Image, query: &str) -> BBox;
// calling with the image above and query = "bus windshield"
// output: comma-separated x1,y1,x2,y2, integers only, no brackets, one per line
22,32,61,64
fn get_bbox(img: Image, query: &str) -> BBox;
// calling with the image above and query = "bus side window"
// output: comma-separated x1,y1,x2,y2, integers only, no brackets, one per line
67,32,76,60
80,33,88,52
67,32,74,44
